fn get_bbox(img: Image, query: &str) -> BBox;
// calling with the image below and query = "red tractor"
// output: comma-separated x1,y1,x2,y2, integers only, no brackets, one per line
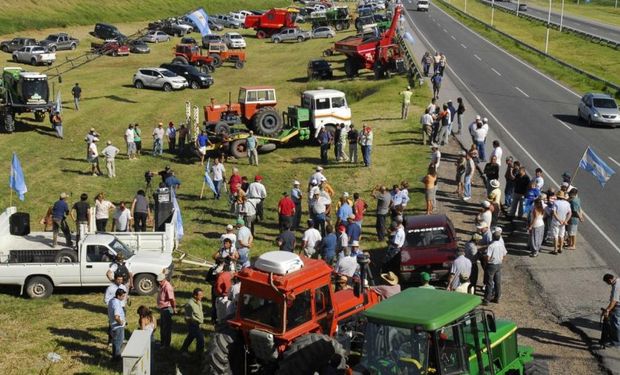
204,251,381,374
207,42,246,69
244,8,298,39
334,6,406,79
204,86,284,136
171,44,215,73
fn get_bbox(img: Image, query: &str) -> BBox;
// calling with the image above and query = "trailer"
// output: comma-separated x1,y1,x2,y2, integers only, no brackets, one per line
310,6,351,31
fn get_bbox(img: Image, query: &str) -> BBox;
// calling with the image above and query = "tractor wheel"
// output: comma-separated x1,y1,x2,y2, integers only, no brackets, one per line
335,22,344,31
34,111,46,122
524,360,550,375
172,56,189,65
253,108,283,137
203,324,245,375
209,54,223,68
235,60,244,69
229,139,247,159
3,112,15,133
344,21,351,30
258,143,276,154
256,30,267,39
276,333,347,375
215,122,231,136
344,58,358,78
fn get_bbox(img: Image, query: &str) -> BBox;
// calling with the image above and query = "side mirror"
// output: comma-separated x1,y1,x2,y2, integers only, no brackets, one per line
486,313,496,333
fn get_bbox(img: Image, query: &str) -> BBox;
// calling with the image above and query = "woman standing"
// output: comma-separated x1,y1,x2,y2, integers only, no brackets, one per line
456,97,466,134
133,124,142,157
137,306,157,368
528,198,546,257
423,166,437,215
95,193,115,231
454,151,466,198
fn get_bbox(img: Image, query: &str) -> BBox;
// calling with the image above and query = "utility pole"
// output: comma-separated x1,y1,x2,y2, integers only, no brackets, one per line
545,0,552,54
491,0,496,26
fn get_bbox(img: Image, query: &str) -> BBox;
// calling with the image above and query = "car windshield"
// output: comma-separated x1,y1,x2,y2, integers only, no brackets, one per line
593,98,618,109
230,34,242,39
239,293,283,329
45,35,57,41
161,70,177,77
361,322,430,373
406,227,450,247
109,239,135,259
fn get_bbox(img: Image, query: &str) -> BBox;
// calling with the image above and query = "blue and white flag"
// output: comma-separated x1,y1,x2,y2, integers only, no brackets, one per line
55,90,62,113
203,159,217,194
578,147,615,187
171,189,184,241
9,153,27,201
186,8,211,36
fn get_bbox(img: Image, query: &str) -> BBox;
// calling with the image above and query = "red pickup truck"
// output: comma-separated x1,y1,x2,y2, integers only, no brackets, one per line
91,40,129,57
393,214,459,283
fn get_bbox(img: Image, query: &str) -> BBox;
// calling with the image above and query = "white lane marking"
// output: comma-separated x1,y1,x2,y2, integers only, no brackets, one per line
451,35,457,40
403,8,620,255
491,68,502,76
515,86,529,97
460,43,467,48
474,54,482,61
609,157,620,167
557,119,572,130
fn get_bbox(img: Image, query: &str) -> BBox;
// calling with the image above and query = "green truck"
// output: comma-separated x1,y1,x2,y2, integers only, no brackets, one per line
354,288,545,375
0,67,53,133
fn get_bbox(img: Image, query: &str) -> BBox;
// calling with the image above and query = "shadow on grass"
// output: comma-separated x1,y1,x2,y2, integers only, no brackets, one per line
61,169,93,176
61,298,107,315
55,338,120,371
49,327,98,341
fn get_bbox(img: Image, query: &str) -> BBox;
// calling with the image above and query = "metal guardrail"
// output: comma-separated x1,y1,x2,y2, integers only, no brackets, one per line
395,30,425,87
478,0,620,50
437,0,620,97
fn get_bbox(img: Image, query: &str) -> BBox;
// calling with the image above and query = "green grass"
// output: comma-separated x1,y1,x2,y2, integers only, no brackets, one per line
0,22,432,374
526,0,620,27
0,0,290,35
437,0,620,97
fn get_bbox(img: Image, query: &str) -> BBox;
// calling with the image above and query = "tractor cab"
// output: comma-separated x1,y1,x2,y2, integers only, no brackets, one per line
2,68,49,106
237,86,277,121
175,43,201,56
301,89,352,133
356,288,534,375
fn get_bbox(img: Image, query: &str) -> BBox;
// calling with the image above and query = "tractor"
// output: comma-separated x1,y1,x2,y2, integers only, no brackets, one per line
171,44,215,73
204,251,382,374
334,5,406,79
353,288,542,375
206,42,246,69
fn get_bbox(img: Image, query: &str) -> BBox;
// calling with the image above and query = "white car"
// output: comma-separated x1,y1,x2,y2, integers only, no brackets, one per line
133,67,188,91
417,0,430,11
142,30,171,43
12,46,56,66
223,32,246,49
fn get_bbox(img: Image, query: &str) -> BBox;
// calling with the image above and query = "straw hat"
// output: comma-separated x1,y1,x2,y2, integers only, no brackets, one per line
380,271,399,286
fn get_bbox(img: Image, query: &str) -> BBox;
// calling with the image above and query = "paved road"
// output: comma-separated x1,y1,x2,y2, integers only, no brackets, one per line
494,0,620,42
404,4,620,274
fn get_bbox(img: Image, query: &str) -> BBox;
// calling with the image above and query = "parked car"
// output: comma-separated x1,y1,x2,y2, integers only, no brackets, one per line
90,23,126,42
0,37,37,53
12,46,56,66
213,14,242,29
133,67,188,91
518,3,528,11
271,27,312,43
160,63,214,89
208,19,224,31
91,40,130,56
307,58,333,80
37,33,79,52
312,26,336,38
148,19,188,37
417,0,430,11
223,32,246,48
578,93,620,127
128,39,150,54
181,37,198,45
229,12,247,23
142,30,171,43
202,34,223,48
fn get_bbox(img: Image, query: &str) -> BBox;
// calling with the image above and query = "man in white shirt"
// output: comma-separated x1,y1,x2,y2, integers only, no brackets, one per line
473,121,489,162
152,122,165,156
490,140,503,167
247,175,267,221
420,108,434,145
468,115,482,143
430,144,441,171
125,124,136,160
447,249,472,291
220,224,237,250
551,191,572,254
88,138,102,176
483,231,507,305
112,202,132,232
211,158,226,200
335,247,358,277
301,219,322,257
308,166,325,193
393,218,406,249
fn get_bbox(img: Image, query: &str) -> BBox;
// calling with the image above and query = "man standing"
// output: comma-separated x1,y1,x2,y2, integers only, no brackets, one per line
247,175,267,221
490,141,503,167
166,122,177,153
318,126,332,165
420,108,434,146
277,224,296,252
336,196,353,227
52,192,72,248
360,125,373,167
436,104,451,145
51,111,64,139
181,288,205,356
177,124,188,153
447,248,472,292
133,124,142,157
111,202,132,232
431,72,442,99
165,171,181,192
463,152,475,201
131,190,150,232
430,144,441,171
372,185,392,241
509,167,530,218
473,121,489,162
70,193,90,244
291,181,303,230
236,218,253,261
483,230,507,305
399,86,413,120
551,191,571,254
246,131,259,166
278,192,295,231
101,141,120,178
71,83,82,110
107,288,127,361
88,138,102,176
152,122,164,156
211,158,226,200
336,123,349,162
157,273,176,349
353,192,367,228
347,124,359,164
567,189,583,250
104,274,128,346
301,219,322,257
602,274,620,347
504,157,515,208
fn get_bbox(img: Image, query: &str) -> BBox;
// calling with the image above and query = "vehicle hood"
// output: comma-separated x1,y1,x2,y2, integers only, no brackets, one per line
595,108,619,116
128,252,173,269
38,40,53,46
400,245,456,266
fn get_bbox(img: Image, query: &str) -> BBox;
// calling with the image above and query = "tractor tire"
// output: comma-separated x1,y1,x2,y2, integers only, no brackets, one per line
524,360,550,375
133,274,157,295
344,58,358,78
253,108,283,137
215,122,231,136
276,333,347,375
344,21,351,30
3,113,15,133
235,60,244,69
34,111,46,122
256,30,267,39
209,54,223,68
229,139,247,159
258,143,276,154
335,22,344,31
26,276,53,299
54,249,78,263
172,56,189,65
203,324,245,375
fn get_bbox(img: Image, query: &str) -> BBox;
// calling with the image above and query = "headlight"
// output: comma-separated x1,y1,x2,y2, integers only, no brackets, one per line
200,76,207,80
593,111,599,117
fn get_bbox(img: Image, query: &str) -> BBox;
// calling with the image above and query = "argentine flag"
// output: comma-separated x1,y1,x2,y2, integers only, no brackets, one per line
186,8,211,36
578,147,615,187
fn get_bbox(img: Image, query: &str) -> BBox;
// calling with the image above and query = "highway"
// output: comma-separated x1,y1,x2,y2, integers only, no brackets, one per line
404,3,620,274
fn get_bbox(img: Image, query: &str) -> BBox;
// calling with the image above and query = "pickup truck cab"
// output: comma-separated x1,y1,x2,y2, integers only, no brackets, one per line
12,46,56,66
271,27,312,43
1,37,37,53
0,207,174,299
38,33,79,52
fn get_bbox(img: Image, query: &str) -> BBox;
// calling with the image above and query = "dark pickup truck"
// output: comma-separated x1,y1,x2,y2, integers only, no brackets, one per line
38,33,79,52
1,37,37,53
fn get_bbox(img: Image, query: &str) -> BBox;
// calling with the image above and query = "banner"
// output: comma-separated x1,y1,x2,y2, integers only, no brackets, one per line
578,147,615,187
9,153,27,201
186,8,211,36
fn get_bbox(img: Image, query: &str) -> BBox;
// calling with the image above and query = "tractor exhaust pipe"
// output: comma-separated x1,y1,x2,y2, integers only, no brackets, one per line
355,252,372,297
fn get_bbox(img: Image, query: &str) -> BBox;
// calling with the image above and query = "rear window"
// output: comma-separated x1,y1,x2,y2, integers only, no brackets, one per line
240,294,282,329
406,227,450,247
593,99,617,109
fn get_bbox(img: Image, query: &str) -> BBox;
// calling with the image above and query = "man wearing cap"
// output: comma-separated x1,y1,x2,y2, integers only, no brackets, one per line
399,86,413,119
157,273,176,348
360,125,373,167
372,271,401,299
107,288,127,361
310,192,327,236
447,248,472,292
468,116,482,145
106,252,133,288
247,175,267,221
125,124,137,160
347,124,359,164
309,166,325,192
278,192,296,231
302,219,322,257
101,140,120,178
477,201,492,228
418,272,435,289
483,230,507,305
152,122,165,156
551,190,572,254
277,224,296,252
52,193,72,248
567,189,583,250
372,185,392,241
88,137,102,176
291,181,303,229
220,224,237,249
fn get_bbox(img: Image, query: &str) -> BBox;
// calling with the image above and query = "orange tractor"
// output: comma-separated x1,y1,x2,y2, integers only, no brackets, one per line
204,251,381,374
204,86,284,137
207,42,246,69
171,44,216,72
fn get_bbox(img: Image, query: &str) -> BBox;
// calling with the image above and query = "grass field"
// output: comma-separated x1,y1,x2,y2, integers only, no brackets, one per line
0,16,432,375
526,0,620,27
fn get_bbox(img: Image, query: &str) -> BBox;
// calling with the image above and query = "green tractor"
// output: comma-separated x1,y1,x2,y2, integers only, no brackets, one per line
0,67,53,133
353,288,546,375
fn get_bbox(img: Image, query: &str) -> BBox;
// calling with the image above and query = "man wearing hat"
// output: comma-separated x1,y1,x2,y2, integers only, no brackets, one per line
483,230,507,305
107,287,127,361
278,191,296,231
447,248,472,292
291,181,303,229
101,140,120,178
51,192,72,248
468,115,482,144
372,271,401,299
152,122,165,156
418,272,435,289
125,124,137,160
220,224,237,249
399,86,413,119
551,190,572,254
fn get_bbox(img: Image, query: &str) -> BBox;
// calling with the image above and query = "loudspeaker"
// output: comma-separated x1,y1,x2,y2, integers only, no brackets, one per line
10,212,30,236
153,188,174,232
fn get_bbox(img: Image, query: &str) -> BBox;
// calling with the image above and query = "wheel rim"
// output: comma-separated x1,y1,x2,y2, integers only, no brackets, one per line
164,84,171,92
262,113,277,130
191,81,199,89
31,283,47,297
139,277,154,293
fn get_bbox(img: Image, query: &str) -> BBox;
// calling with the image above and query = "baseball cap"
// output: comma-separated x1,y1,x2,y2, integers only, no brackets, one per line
293,180,300,185
316,166,323,171
236,218,245,225
493,226,503,234
475,115,481,120
421,272,431,282
156,274,166,282
255,175,263,181
482,200,491,208
226,224,233,231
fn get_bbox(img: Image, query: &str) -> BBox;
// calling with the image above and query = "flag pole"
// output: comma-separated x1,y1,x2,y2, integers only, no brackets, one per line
199,158,210,199
571,146,589,185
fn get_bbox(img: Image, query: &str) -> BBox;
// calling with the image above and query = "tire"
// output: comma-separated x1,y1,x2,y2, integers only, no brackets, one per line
112,50,118,57
256,30,267,39
54,249,78,263
335,22,343,31
1,46,8,53
253,108,283,136
297,36,304,42
12,55,17,62
134,80,144,89
258,143,276,153
215,121,231,136
273,38,281,44
50,46,57,52
70,43,76,50
34,111,46,122
133,274,157,295
190,80,200,89
172,56,189,65
588,116,593,127
163,83,173,92
344,58,358,78
31,58,37,65
524,360,550,375
210,54,222,68
235,60,244,69
26,276,53,299
203,324,245,375
276,333,347,375
229,139,247,159
3,113,15,133
344,21,350,30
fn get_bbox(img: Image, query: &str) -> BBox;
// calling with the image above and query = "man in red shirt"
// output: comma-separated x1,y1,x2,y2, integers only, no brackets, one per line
353,192,368,228
156,274,176,349
278,191,296,231
228,167,242,200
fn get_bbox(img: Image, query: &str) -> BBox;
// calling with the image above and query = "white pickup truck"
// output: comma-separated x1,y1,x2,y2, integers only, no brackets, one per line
11,45,56,66
0,207,176,299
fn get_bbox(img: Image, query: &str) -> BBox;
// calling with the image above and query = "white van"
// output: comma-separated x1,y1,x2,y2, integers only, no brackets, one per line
417,0,430,11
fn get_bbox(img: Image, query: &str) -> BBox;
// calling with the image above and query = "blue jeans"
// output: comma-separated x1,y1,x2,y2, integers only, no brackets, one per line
181,321,205,353
504,182,514,207
464,174,472,198
611,309,620,345
313,212,326,237
153,139,162,156
362,145,371,166
214,180,222,199
111,326,124,358
476,141,486,162
484,264,502,302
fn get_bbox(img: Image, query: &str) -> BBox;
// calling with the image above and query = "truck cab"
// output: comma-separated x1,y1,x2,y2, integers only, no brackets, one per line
301,89,352,133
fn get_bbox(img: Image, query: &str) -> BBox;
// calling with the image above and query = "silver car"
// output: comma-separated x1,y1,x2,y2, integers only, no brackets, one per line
133,67,188,92
271,28,312,43
142,30,171,43
578,93,620,127
312,26,336,38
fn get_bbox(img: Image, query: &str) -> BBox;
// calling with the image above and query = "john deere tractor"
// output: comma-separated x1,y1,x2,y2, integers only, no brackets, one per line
0,67,53,133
